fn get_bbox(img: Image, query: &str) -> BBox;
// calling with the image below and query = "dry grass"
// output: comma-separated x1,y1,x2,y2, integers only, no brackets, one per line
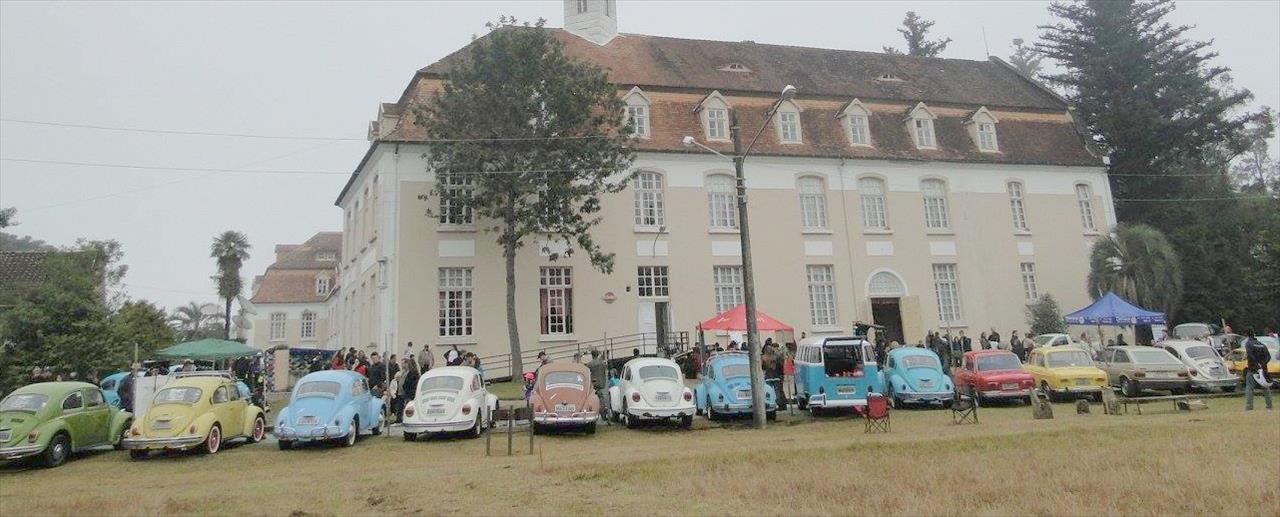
2,398,1276,516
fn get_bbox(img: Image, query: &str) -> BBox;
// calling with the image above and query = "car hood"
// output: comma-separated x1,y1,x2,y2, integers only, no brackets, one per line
1047,366,1105,378
0,411,43,446
142,404,198,438
975,370,1033,382
900,369,949,392
284,396,340,426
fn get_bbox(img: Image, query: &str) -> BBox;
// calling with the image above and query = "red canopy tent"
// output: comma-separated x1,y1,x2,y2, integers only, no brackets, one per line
699,304,794,332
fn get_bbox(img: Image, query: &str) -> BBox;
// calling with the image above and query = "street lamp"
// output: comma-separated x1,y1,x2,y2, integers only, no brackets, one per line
683,85,796,429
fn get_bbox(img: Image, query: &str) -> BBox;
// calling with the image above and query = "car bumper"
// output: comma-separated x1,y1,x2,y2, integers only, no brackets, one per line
119,435,205,450
708,401,778,414
402,418,474,434
808,394,867,408
1050,385,1104,395
895,391,954,404
0,444,44,460
532,412,598,426
1191,378,1238,389
627,405,695,419
978,389,1031,400
274,425,349,441
1133,379,1190,390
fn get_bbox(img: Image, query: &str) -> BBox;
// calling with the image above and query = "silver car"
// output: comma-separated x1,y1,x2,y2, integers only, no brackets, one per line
1097,346,1192,397
1160,340,1237,392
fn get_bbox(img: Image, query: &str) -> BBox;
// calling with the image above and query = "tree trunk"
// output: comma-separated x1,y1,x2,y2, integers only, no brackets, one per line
504,206,523,380
224,297,233,340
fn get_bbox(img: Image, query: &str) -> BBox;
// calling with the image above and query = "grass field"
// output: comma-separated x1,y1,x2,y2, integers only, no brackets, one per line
2,397,1277,516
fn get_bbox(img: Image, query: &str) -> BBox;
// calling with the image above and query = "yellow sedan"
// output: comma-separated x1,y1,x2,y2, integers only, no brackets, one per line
1024,346,1108,401
1225,337,1280,378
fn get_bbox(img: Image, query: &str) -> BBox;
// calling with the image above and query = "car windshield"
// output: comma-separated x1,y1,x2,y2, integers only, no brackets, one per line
1174,324,1212,339
1183,346,1217,360
901,356,940,369
976,354,1022,371
1033,335,1056,347
420,375,464,393
1131,349,1181,365
719,364,750,379
543,371,585,388
637,365,679,380
154,387,202,405
296,381,341,397
1046,351,1094,368
101,379,116,390
0,393,48,412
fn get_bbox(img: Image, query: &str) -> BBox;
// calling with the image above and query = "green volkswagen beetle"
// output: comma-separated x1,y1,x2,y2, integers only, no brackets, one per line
0,382,133,468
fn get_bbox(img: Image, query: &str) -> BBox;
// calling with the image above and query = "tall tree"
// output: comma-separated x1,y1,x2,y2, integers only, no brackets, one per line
0,207,14,228
1231,108,1279,194
883,11,952,57
169,301,224,340
210,231,251,339
415,18,635,378
1087,224,1183,317
1024,294,1067,335
1007,38,1044,78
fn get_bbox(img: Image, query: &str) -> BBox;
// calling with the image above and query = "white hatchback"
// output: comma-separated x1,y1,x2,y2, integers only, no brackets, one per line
401,366,497,440
608,357,695,429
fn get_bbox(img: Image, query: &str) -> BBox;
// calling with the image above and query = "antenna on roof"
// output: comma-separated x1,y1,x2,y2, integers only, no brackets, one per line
981,25,990,58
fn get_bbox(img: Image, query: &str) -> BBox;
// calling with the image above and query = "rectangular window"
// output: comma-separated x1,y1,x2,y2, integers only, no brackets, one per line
316,276,331,296
1020,263,1039,302
978,122,998,151
300,312,316,339
1008,182,1029,231
778,112,801,143
577,0,588,14
637,266,669,298
706,108,728,140
915,118,936,148
1076,184,1096,231
439,173,473,226
707,175,738,229
798,177,828,229
922,179,951,230
859,177,888,230
806,265,837,326
438,267,474,337
539,267,573,335
633,171,665,227
849,114,870,145
315,251,336,262
269,313,286,341
712,266,743,314
931,264,962,323
626,105,649,137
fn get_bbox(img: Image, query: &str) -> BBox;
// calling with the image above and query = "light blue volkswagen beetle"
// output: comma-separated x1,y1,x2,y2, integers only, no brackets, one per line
694,351,777,421
274,370,383,449
882,347,954,408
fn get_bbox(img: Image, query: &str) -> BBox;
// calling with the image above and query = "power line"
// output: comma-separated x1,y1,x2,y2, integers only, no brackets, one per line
1115,196,1275,202
1,157,618,176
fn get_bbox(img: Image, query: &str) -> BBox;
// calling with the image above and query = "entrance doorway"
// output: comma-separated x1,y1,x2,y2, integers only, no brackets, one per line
871,298,904,344
638,301,672,353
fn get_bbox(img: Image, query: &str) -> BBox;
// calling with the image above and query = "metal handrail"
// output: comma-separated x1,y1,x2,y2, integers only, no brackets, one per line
478,331,689,381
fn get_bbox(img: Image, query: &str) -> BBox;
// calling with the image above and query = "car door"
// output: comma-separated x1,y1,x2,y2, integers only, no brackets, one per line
80,388,111,446
210,384,235,436
1097,349,1115,383
228,382,249,435
1025,351,1044,382
59,391,87,448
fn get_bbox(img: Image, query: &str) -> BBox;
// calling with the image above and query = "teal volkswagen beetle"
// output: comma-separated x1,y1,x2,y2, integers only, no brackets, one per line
0,382,133,467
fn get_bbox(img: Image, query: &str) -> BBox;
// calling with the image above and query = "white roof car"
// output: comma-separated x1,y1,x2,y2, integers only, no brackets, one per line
1159,340,1237,391
608,357,695,429
401,366,497,440
1031,334,1075,348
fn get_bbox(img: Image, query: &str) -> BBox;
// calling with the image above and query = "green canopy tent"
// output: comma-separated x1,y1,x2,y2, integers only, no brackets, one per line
154,338,259,361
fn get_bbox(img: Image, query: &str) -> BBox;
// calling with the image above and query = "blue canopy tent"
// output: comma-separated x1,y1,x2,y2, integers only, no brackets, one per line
1065,292,1166,326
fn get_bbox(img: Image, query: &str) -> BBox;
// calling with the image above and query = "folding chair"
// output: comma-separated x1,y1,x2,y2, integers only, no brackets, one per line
951,390,978,424
864,393,890,433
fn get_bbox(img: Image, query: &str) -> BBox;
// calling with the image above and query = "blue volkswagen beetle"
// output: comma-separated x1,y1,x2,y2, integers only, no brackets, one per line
99,372,130,408
694,351,777,421
882,347,954,408
274,370,383,449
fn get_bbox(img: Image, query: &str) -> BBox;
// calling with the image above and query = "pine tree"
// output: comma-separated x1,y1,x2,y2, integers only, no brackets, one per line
883,11,952,57
1025,294,1067,336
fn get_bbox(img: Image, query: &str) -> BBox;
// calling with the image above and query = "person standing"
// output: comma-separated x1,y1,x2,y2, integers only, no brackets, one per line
955,331,971,365
444,345,462,366
988,328,1001,349
400,359,420,417
119,363,140,413
1010,331,1025,362
585,349,608,422
1243,332,1274,410
420,344,435,372
367,353,387,396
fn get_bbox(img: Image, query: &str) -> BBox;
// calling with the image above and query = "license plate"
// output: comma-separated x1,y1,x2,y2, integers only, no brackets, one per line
297,416,318,426
0,430,10,442
736,390,750,399
837,386,856,395
427,406,447,415
655,392,672,402
919,380,934,388
555,403,576,412
1075,379,1091,386
152,420,172,430
1001,383,1018,390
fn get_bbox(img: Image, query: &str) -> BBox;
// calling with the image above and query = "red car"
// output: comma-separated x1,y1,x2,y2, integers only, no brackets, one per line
952,350,1034,404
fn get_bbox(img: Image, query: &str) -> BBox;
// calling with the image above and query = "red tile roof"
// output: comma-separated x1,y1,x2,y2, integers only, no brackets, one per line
250,232,340,304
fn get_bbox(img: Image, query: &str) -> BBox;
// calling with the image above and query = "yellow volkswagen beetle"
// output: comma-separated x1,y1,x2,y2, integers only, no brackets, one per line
1225,337,1280,379
1024,346,1107,401
120,373,265,459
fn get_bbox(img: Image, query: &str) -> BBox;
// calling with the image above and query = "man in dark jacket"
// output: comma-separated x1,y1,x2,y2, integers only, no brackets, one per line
118,363,139,413
1244,333,1273,410
367,353,387,396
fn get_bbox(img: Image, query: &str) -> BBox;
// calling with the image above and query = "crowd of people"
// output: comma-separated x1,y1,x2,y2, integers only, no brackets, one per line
305,342,488,422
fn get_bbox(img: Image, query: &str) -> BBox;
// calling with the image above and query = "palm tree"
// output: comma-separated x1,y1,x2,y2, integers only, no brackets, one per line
1087,223,1183,316
210,231,251,339
170,301,225,340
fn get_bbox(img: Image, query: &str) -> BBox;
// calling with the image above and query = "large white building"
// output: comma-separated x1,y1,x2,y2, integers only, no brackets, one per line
248,232,341,349
332,0,1114,372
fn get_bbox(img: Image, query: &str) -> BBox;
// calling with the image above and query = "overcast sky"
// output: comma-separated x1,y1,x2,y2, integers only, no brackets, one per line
2,0,1277,313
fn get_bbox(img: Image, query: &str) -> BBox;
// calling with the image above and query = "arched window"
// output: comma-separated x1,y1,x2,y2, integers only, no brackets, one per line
1007,181,1028,231
797,176,828,230
867,271,906,297
706,174,737,229
1075,183,1096,231
859,177,888,230
921,179,951,230
633,171,665,228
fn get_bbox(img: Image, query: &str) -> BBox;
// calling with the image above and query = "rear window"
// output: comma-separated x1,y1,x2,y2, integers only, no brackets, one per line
1131,349,1181,364
100,379,117,390
296,381,341,397
901,356,940,369
154,387,202,405
976,354,1022,371
1,393,48,412
1174,324,1212,339
1183,346,1216,360
637,365,679,380
1046,351,1093,368
420,376,465,393
543,371,585,388
1033,335,1055,347
719,364,750,379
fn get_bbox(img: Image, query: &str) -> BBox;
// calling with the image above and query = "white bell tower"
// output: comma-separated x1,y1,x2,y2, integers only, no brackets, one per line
563,0,618,45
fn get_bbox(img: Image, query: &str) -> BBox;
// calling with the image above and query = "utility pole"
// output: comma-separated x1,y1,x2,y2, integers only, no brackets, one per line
730,111,767,430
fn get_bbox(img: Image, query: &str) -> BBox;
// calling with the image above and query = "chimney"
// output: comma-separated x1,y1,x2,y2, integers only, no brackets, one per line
563,0,617,45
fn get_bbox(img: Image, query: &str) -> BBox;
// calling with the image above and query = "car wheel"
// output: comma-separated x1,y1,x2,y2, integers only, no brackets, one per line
249,415,266,443
624,412,638,429
797,395,808,411
706,402,718,422
203,424,222,455
114,420,132,449
584,422,597,435
1120,377,1138,398
403,432,417,442
766,410,777,422
128,449,148,461
679,414,693,429
371,421,382,436
278,440,293,451
470,414,483,439
41,433,70,468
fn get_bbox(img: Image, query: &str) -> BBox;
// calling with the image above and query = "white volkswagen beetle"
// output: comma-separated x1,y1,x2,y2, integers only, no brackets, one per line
608,357,695,429
402,366,497,440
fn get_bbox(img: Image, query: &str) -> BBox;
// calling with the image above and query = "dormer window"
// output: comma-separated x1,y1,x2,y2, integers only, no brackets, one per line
696,91,732,141
877,73,903,82
838,99,872,147
718,63,752,73
316,276,331,296
775,100,802,144
906,102,938,149
316,251,336,262
622,87,651,138
966,107,1000,152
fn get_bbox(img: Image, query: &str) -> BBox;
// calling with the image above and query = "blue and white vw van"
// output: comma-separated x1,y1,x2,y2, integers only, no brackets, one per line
794,336,884,412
